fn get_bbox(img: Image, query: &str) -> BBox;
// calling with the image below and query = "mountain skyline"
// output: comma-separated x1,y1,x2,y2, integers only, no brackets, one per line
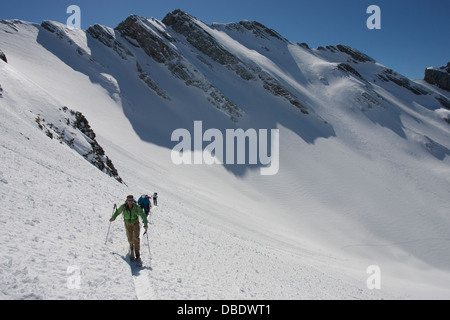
1,0,449,80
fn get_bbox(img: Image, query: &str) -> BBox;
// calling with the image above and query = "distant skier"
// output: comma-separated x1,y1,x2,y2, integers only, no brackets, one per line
110,195,148,265
153,192,158,206
138,194,151,217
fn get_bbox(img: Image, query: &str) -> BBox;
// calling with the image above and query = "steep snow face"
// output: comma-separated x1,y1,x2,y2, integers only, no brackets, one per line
0,60,135,299
1,10,450,300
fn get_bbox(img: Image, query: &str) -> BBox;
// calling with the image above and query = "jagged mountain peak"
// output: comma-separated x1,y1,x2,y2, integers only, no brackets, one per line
162,9,196,24
161,9,286,42
333,44,375,63
213,20,287,43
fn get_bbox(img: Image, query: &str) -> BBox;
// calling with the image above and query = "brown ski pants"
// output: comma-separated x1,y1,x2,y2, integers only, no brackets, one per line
125,222,141,252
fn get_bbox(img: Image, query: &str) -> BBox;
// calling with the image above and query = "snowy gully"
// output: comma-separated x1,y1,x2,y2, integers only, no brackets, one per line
171,121,280,175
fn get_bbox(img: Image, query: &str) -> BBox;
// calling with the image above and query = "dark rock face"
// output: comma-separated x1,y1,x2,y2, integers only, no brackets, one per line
41,21,67,40
114,11,310,120
258,72,308,114
377,69,428,95
135,62,171,100
237,21,286,41
337,63,364,80
34,107,124,184
425,63,450,92
87,24,133,60
163,10,255,81
0,49,7,63
115,14,244,122
1,49,7,96
116,15,179,63
336,45,374,63
215,20,286,42
162,10,308,114
41,21,90,57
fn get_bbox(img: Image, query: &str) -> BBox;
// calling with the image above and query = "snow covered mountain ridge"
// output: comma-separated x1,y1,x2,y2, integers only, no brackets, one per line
3,10,450,128
1,10,450,299
24,9,450,160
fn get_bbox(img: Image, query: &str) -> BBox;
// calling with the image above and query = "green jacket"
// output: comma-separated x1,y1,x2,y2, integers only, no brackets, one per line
113,202,148,227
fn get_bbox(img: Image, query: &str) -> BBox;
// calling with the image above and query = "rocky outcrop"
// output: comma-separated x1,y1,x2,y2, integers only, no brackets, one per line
337,63,364,80
115,14,244,122
162,10,309,115
214,20,287,42
258,72,308,114
1,50,6,96
377,69,428,95
87,24,133,60
136,62,171,100
116,15,179,63
41,21,90,57
34,107,124,184
436,95,450,110
162,10,256,81
0,49,7,63
336,45,374,63
425,63,450,91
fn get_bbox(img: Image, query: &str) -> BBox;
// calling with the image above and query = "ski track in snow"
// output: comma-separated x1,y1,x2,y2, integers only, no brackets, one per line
130,205,386,300
129,210,157,300
132,266,156,300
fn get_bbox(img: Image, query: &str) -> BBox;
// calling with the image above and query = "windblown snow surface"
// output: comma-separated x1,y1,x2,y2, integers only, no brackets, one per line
1,16,450,300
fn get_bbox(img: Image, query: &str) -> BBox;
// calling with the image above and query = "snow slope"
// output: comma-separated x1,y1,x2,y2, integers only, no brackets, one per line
1,12,450,300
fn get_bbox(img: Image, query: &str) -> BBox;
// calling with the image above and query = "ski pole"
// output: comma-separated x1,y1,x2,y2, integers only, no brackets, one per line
105,204,117,245
144,229,151,258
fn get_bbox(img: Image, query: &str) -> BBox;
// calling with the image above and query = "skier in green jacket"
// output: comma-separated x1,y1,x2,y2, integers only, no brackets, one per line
110,195,148,264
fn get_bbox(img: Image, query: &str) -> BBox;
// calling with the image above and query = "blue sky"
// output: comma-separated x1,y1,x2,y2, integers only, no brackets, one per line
1,0,449,79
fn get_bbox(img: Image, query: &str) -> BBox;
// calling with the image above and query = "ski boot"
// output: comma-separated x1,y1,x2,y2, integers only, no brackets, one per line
129,244,135,261
135,251,143,267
